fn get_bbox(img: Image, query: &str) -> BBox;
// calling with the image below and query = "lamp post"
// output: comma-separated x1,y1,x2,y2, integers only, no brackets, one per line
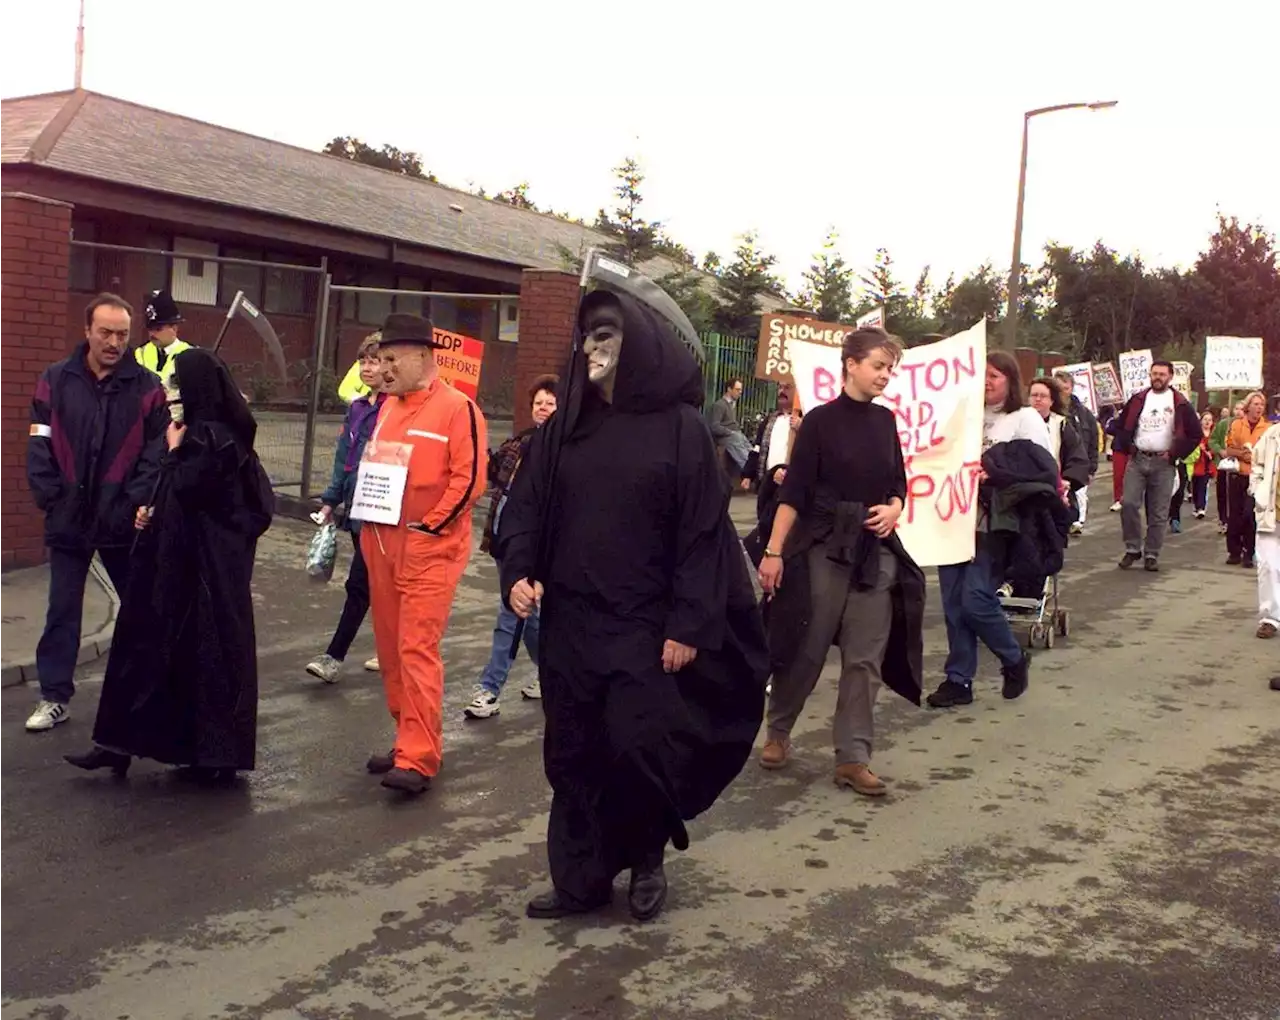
1005,100,1118,346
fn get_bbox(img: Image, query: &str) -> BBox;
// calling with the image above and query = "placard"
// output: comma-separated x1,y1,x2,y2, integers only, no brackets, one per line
754,313,849,385
1118,349,1154,400
789,320,987,567
1204,336,1263,390
1092,362,1123,406
1058,362,1097,413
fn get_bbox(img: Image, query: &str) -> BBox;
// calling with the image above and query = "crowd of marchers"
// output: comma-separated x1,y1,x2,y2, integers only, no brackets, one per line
21,283,1280,925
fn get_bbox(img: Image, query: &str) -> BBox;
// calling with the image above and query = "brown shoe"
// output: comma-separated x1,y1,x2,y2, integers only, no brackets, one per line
759,738,791,770
834,762,887,797
1258,622,1278,639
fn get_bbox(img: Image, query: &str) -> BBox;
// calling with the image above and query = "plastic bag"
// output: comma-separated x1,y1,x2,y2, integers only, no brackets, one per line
306,522,338,583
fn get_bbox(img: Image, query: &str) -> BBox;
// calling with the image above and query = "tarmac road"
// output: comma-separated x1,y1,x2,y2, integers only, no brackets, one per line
2,490,1277,1020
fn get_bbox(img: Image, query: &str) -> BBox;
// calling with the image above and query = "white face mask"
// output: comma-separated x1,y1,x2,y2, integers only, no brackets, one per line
164,376,184,425
583,312,623,389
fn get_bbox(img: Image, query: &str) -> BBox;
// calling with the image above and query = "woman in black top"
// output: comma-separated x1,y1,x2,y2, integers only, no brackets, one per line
756,329,926,796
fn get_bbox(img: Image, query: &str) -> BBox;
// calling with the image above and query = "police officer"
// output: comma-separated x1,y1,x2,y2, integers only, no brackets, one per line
137,289,193,385
25,293,170,732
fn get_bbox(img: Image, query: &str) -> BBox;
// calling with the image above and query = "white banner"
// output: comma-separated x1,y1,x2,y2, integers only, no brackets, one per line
1204,336,1263,390
789,320,987,567
1172,361,1194,397
856,306,885,330
1059,362,1097,414
1118,349,1153,400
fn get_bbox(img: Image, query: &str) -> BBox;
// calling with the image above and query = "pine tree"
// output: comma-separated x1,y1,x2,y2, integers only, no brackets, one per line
798,229,854,322
714,232,782,337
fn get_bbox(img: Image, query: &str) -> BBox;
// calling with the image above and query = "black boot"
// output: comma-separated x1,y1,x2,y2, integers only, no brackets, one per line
64,746,131,777
380,767,430,794
926,680,974,708
629,851,668,922
526,887,611,920
1002,650,1031,700
366,749,395,774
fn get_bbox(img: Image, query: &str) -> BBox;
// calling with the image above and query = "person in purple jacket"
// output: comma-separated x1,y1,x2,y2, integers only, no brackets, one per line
305,333,386,683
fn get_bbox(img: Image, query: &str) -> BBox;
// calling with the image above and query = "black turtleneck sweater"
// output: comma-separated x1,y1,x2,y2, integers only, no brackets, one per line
778,392,906,517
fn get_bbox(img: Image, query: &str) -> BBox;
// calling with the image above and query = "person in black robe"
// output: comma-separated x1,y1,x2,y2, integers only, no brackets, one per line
65,349,274,782
497,288,769,923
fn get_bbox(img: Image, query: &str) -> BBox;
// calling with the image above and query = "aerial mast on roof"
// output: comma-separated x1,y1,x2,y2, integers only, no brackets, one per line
74,0,85,90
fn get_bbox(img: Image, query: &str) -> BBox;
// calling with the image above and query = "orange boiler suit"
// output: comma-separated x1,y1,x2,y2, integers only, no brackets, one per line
360,379,487,778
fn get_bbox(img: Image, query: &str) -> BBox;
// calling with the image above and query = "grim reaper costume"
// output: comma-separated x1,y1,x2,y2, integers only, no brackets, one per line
497,289,769,922
65,349,273,782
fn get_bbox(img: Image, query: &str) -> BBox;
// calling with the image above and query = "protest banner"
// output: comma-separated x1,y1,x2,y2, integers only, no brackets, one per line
1118,349,1153,400
754,313,848,385
432,327,485,401
1059,362,1097,413
856,306,885,330
789,320,987,566
1172,361,1194,398
1204,336,1263,390
1092,362,1123,406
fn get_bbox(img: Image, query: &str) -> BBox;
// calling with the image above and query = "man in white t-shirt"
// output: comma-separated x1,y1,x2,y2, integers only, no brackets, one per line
1111,360,1203,572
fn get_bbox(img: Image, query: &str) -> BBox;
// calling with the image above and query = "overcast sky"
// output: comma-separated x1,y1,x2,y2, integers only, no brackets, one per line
5,0,1278,298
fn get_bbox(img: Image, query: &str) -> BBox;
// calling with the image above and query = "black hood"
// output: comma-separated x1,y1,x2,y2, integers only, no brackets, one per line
584,289,704,414
172,348,258,449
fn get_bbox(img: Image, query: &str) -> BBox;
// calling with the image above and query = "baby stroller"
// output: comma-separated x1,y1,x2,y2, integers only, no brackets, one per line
997,575,1070,650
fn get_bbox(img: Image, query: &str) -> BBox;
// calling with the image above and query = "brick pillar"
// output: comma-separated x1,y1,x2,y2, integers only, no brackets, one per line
2,192,73,570
514,269,579,431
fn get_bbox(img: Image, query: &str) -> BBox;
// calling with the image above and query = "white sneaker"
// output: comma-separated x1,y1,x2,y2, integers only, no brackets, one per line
1069,522,1084,536
364,657,380,672
1194,509,1206,519
306,654,342,684
520,679,542,700
25,700,69,732
1109,501,1123,512
996,582,1013,599
464,687,500,719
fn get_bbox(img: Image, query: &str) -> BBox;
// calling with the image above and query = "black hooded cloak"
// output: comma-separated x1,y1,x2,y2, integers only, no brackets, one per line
93,349,274,770
497,289,769,906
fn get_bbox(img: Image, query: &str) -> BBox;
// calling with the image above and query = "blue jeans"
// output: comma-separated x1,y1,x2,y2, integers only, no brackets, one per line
477,599,540,696
937,538,1023,688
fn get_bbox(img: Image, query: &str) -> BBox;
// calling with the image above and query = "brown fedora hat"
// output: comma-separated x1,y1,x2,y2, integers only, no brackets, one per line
379,313,441,348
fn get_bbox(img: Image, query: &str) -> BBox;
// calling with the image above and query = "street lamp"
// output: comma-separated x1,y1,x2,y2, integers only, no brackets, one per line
1005,100,1118,346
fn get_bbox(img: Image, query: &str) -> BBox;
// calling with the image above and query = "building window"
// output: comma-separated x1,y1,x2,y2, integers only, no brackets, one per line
171,236,219,306
357,271,394,325
265,252,309,315
69,219,97,292
395,276,425,317
220,246,264,307
144,233,171,294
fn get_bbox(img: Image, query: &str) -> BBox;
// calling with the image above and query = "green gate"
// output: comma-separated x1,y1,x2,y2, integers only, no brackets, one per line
701,331,777,437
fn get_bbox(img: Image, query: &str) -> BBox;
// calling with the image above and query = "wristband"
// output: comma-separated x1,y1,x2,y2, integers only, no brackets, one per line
763,548,781,559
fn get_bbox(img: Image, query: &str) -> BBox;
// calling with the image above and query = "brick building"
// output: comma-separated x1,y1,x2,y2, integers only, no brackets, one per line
1,89,615,568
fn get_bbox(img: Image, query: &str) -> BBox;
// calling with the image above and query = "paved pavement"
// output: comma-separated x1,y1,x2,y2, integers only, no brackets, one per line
0,560,116,685
2,484,1277,1019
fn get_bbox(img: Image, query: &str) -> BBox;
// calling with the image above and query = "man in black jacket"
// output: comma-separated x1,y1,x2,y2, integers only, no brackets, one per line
1054,371,1100,534
24,293,169,733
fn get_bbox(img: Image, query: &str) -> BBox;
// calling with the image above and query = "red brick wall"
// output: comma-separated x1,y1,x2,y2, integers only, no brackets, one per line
2,193,73,569
514,270,579,431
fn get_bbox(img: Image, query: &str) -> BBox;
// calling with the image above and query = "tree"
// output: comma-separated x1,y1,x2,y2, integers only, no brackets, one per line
594,158,662,265
797,228,854,322
933,262,1005,336
494,182,537,210
714,232,783,337
656,267,718,334
322,136,435,180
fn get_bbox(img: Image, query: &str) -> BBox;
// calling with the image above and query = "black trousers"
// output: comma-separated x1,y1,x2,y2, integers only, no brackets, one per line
36,546,132,703
1168,462,1188,523
1216,471,1231,524
1225,473,1256,561
325,531,370,660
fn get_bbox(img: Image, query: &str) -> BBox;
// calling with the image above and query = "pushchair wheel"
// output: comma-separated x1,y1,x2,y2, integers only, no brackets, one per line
1029,622,1054,649
1055,609,1071,638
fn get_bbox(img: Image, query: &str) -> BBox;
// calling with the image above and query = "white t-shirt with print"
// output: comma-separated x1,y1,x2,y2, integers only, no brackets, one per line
983,406,1051,454
1134,389,1175,452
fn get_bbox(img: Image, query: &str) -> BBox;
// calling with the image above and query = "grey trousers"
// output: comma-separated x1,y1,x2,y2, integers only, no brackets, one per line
766,543,896,765
1121,451,1175,559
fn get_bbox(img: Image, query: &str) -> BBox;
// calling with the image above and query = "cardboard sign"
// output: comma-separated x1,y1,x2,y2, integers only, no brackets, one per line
1092,362,1123,406
1058,362,1097,414
1204,336,1263,390
1118,349,1154,400
348,439,412,525
754,313,849,384
789,320,987,567
432,328,485,401
856,306,886,330
1172,361,1194,397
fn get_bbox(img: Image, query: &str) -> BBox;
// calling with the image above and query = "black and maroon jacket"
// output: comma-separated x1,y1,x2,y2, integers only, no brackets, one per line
1111,387,1203,461
27,344,169,551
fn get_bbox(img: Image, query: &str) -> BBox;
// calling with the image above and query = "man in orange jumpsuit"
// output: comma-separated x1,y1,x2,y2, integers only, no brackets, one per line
355,313,487,795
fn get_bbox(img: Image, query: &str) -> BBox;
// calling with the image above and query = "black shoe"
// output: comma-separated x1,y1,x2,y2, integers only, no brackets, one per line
926,680,974,708
1242,557,1255,569
380,767,430,794
1002,651,1031,700
64,746,131,777
1144,556,1159,572
526,888,611,920
1118,552,1142,570
1270,677,1280,692
1226,555,1242,565
629,864,668,922
366,749,395,774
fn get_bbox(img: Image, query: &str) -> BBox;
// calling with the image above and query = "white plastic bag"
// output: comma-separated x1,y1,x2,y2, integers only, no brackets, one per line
306,522,338,583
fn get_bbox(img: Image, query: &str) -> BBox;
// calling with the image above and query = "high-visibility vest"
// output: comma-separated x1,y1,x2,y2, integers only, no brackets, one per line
338,360,370,404
135,338,193,387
